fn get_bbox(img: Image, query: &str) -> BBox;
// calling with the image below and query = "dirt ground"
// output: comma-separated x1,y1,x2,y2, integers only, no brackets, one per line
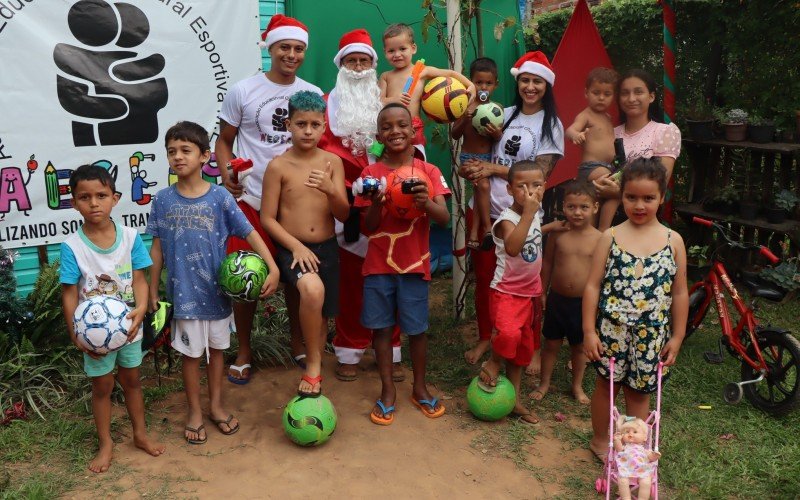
65,349,600,499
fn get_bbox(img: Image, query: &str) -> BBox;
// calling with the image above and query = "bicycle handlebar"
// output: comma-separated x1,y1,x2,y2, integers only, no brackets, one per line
692,216,781,264
692,216,713,227
760,246,780,264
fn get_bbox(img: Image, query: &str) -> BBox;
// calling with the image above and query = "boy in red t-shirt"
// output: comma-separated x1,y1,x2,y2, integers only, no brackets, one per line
355,103,451,425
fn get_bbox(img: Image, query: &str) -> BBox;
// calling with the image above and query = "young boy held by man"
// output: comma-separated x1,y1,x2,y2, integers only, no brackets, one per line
261,91,350,397
565,67,619,230
379,23,475,152
61,164,165,473
477,160,547,425
530,180,601,405
357,103,451,425
451,57,501,252
147,121,279,445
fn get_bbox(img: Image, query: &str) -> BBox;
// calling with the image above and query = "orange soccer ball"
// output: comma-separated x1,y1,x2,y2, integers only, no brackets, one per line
384,166,433,220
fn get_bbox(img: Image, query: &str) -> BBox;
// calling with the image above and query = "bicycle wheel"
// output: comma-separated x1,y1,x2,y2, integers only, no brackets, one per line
741,331,800,416
685,289,707,340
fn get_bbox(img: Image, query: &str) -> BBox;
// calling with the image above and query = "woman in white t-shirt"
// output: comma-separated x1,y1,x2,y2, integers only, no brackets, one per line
459,51,564,372
593,69,681,202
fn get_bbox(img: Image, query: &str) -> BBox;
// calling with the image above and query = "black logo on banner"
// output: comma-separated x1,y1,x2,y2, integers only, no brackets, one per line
53,0,168,146
272,107,288,132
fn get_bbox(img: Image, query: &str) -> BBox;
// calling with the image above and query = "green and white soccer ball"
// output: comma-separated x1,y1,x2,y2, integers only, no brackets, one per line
466,374,516,421
472,102,505,136
73,295,131,354
283,394,338,446
218,251,269,302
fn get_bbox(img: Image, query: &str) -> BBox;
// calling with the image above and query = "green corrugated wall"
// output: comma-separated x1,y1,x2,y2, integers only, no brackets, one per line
12,1,284,298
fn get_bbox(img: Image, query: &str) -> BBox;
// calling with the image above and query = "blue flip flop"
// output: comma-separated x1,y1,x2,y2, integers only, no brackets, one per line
370,399,395,426
227,363,251,385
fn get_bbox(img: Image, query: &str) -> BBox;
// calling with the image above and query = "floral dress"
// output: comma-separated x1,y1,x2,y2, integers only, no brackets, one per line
595,229,677,393
616,443,657,479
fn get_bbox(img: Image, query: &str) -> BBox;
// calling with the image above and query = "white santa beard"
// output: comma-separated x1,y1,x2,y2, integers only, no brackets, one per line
329,67,382,155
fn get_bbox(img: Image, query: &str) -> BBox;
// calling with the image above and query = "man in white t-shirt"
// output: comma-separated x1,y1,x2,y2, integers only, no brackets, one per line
215,14,322,384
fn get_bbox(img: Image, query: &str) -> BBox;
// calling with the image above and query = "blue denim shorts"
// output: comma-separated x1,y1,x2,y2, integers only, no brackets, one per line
361,274,429,335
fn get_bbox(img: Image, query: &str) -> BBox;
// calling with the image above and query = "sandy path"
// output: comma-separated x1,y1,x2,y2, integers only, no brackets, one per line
63,351,602,499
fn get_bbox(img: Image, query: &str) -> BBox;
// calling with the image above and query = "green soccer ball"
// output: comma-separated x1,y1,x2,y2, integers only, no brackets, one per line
283,394,338,446
218,251,268,302
472,102,505,136
466,375,516,421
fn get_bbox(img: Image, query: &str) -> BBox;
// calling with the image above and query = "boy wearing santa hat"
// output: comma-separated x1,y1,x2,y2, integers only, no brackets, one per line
215,14,322,384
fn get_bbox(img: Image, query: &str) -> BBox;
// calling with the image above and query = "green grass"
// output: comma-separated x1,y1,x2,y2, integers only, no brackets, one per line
424,277,800,499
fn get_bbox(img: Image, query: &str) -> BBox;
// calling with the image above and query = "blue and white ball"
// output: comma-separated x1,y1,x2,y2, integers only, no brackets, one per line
73,296,132,354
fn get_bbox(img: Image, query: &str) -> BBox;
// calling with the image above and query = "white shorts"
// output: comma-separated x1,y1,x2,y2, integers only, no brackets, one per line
171,314,235,361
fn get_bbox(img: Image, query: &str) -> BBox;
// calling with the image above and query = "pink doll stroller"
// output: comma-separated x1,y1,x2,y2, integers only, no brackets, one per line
595,357,664,500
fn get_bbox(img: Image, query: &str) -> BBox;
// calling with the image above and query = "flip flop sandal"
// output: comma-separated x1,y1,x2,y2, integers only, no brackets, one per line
297,374,322,397
227,364,251,385
478,362,498,393
370,399,395,426
510,411,540,425
479,232,495,251
185,424,207,445
209,414,240,436
410,397,446,418
335,363,358,382
466,240,481,250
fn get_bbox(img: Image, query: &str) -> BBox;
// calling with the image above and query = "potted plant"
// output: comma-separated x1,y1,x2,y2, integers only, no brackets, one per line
765,189,799,224
712,184,739,215
687,245,710,282
759,257,799,299
714,108,748,141
685,96,714,140
747,114,775,143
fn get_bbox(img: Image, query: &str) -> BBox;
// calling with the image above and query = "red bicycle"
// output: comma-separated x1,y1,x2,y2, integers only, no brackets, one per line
686,216,800,416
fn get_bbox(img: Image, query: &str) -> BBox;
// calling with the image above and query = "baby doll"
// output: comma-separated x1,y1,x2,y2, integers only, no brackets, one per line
614,415,661,500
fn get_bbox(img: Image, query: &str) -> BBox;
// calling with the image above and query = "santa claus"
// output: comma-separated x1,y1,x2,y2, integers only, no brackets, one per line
319,29,403,382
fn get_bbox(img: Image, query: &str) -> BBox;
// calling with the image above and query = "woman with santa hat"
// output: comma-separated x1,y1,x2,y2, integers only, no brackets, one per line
459,51,565,378
319,29,404,383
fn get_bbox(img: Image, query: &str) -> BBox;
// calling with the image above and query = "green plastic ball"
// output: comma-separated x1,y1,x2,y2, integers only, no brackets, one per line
218,251,268,302
471,101,505,136
283,394,338,446
466,375,516,421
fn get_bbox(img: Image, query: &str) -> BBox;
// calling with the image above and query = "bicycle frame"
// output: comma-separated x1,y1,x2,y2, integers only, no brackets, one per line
688,261,768,372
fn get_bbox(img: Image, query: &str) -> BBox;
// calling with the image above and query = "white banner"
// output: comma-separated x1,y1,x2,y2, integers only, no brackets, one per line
0,0,261,248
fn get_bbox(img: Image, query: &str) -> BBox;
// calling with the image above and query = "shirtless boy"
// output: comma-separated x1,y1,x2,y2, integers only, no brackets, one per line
379,23,475,149
261,91,350,396
531,180,601,404
565,67,618,230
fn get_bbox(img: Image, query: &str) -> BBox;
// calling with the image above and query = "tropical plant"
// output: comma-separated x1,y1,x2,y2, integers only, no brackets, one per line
24,260,68,349
759,257,800,293
687,245,710,268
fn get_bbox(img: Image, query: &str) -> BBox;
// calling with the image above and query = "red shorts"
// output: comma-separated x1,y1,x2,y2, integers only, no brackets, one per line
226,200,277,257
489,289,542,366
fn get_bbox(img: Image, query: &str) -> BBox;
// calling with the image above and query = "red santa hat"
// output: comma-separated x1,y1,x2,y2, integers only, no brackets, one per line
258,14,309,50
509,51,555,86
333,29,378,68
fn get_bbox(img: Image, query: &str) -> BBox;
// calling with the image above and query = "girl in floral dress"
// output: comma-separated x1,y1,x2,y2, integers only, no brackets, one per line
582,157,689,461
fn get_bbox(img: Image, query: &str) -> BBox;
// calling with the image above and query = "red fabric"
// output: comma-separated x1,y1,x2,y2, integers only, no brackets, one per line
333,247,401,350
412,116,426,146
225,200,277,257
490,290,542,366
262,14,308,41
468,208,496,342
549,0,616,188
354,160,450,280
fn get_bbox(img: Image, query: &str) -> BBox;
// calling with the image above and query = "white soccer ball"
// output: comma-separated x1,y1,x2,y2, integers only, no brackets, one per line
472,102,505,136
73,296,132,354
